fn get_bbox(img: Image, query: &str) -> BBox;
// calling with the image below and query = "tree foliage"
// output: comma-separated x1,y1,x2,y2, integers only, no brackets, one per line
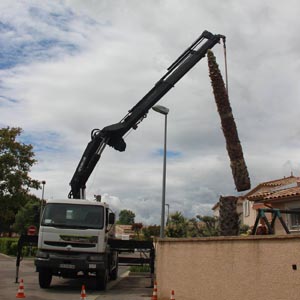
0,127,40,234
189,215,219,237
165,209,245,238
142,225,160,241
131,222,143,238
118,209,135,225
165,211,188,238
12,194,41,234
165,211,220,238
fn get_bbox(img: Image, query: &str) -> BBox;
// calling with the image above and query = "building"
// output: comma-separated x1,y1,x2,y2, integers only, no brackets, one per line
212,175,300,234
243,175,300,234
115,224,135,240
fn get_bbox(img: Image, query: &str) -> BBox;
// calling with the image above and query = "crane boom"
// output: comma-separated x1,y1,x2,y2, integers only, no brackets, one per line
69,30,225,199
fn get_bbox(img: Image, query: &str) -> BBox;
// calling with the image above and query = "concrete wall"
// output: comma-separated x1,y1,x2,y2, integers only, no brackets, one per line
155,235,300,300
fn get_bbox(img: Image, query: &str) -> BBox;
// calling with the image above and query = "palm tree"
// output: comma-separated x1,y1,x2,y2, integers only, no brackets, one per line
219,196,239,236
207,50,250,192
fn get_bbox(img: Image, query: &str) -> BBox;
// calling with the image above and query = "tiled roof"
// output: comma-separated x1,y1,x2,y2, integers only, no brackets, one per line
261,176,297,187
263,186,300,201
245,175,300,201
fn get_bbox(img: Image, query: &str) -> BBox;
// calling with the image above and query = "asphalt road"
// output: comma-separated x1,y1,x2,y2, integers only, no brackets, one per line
0,253,153,300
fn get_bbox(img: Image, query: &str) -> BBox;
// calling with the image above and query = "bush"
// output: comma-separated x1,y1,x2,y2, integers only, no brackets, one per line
8,242,18,255
22,244,37,257
0,238,17,254
0,237,37,257
239,224,250,235
129,265,151,272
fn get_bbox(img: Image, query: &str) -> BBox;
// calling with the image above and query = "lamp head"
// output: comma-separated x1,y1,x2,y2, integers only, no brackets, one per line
152,105,169,115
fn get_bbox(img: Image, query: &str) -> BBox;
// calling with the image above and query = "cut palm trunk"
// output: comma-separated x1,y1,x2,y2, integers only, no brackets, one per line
219,196,239,236
207,50,250,192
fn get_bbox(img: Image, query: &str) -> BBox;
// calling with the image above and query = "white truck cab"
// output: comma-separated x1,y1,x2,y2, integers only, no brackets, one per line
35,199,117,290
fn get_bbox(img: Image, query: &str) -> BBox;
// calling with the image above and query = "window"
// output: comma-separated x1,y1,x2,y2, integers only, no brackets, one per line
243,200,250,217
42,203,104,229
289,208,300,229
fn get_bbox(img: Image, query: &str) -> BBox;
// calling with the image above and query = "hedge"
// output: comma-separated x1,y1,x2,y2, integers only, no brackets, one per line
129,265,151,272
0,237,37,257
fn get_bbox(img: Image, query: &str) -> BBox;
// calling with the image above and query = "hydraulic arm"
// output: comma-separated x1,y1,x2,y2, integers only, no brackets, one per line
69,30,225,199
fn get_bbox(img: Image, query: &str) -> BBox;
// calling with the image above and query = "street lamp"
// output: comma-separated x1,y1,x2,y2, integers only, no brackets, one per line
40,180,46,223
152,105,169,238
165,203,170,225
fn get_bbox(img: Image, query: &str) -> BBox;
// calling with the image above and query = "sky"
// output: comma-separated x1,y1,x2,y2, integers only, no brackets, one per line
1,0,300,225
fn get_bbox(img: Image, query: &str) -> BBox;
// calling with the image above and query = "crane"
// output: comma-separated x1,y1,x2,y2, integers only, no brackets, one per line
68,30,225,199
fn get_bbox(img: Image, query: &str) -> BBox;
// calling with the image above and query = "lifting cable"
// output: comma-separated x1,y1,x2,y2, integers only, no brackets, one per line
222,37,229,95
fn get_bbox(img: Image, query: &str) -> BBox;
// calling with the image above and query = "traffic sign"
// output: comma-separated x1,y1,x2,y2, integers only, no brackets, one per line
27,225,37,236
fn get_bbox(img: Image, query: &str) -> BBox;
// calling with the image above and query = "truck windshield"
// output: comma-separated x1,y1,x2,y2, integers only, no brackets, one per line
41,203,104,229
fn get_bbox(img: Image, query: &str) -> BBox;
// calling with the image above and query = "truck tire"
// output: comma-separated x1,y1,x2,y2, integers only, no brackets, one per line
110,263,118,280
38,268,52,288
96,269,108,290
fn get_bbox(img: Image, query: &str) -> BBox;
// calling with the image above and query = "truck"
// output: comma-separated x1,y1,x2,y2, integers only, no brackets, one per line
35,199,117,289
34,30,225,290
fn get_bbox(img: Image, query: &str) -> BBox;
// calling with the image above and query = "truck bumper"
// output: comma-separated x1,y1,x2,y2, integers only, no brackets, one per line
34,250,106,276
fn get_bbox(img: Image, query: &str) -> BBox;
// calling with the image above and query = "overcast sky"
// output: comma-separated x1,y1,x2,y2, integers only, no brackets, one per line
1,0,300,224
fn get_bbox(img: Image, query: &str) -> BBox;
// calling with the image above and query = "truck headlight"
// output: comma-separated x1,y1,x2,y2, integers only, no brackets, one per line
36,251,49,259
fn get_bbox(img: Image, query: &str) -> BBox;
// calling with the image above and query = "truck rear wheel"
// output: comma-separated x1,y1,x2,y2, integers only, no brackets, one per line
96,269,108,290
38,268,52,288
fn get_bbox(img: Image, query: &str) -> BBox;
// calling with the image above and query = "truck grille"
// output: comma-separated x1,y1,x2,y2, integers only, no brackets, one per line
44,241,96,248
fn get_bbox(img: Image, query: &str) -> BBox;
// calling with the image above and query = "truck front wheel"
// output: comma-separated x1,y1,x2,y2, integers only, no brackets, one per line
110,263,118,280
96,269,108,290
38,268,52,288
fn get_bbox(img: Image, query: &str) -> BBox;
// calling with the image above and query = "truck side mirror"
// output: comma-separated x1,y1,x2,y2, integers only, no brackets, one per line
108,213,115,225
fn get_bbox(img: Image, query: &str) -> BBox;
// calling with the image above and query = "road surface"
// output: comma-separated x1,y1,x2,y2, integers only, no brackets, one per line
0,253,152,300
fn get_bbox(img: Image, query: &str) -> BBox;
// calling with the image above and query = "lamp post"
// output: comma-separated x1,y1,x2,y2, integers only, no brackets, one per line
152,105,169,238
40,180,46,223
165,203,170,225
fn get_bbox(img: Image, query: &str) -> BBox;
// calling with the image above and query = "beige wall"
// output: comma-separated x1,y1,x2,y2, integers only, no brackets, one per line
155,235,300,300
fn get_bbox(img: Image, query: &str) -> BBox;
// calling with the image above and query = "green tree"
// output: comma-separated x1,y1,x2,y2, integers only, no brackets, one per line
189,215,219,237
142,225,160,241
131,222,143,238
165,211,188,238
0,127,40,235
12,194,41,234
118,209,135,225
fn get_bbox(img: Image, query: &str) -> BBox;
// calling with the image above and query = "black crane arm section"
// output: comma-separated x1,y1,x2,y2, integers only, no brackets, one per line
69,30,225,199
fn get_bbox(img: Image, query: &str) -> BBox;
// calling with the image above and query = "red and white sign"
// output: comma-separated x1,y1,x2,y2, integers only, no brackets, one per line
27,225,37,236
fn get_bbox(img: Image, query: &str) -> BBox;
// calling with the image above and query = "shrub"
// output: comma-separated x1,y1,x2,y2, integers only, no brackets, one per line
0,237,37,256
0,238,17,254
129,265,151,272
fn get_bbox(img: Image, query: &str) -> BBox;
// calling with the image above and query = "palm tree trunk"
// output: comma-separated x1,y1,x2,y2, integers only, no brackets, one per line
219,196,239,236
207,50,250,192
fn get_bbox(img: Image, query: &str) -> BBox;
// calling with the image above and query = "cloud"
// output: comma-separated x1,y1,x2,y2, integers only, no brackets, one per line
1,0,300,224
0,2,84,69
